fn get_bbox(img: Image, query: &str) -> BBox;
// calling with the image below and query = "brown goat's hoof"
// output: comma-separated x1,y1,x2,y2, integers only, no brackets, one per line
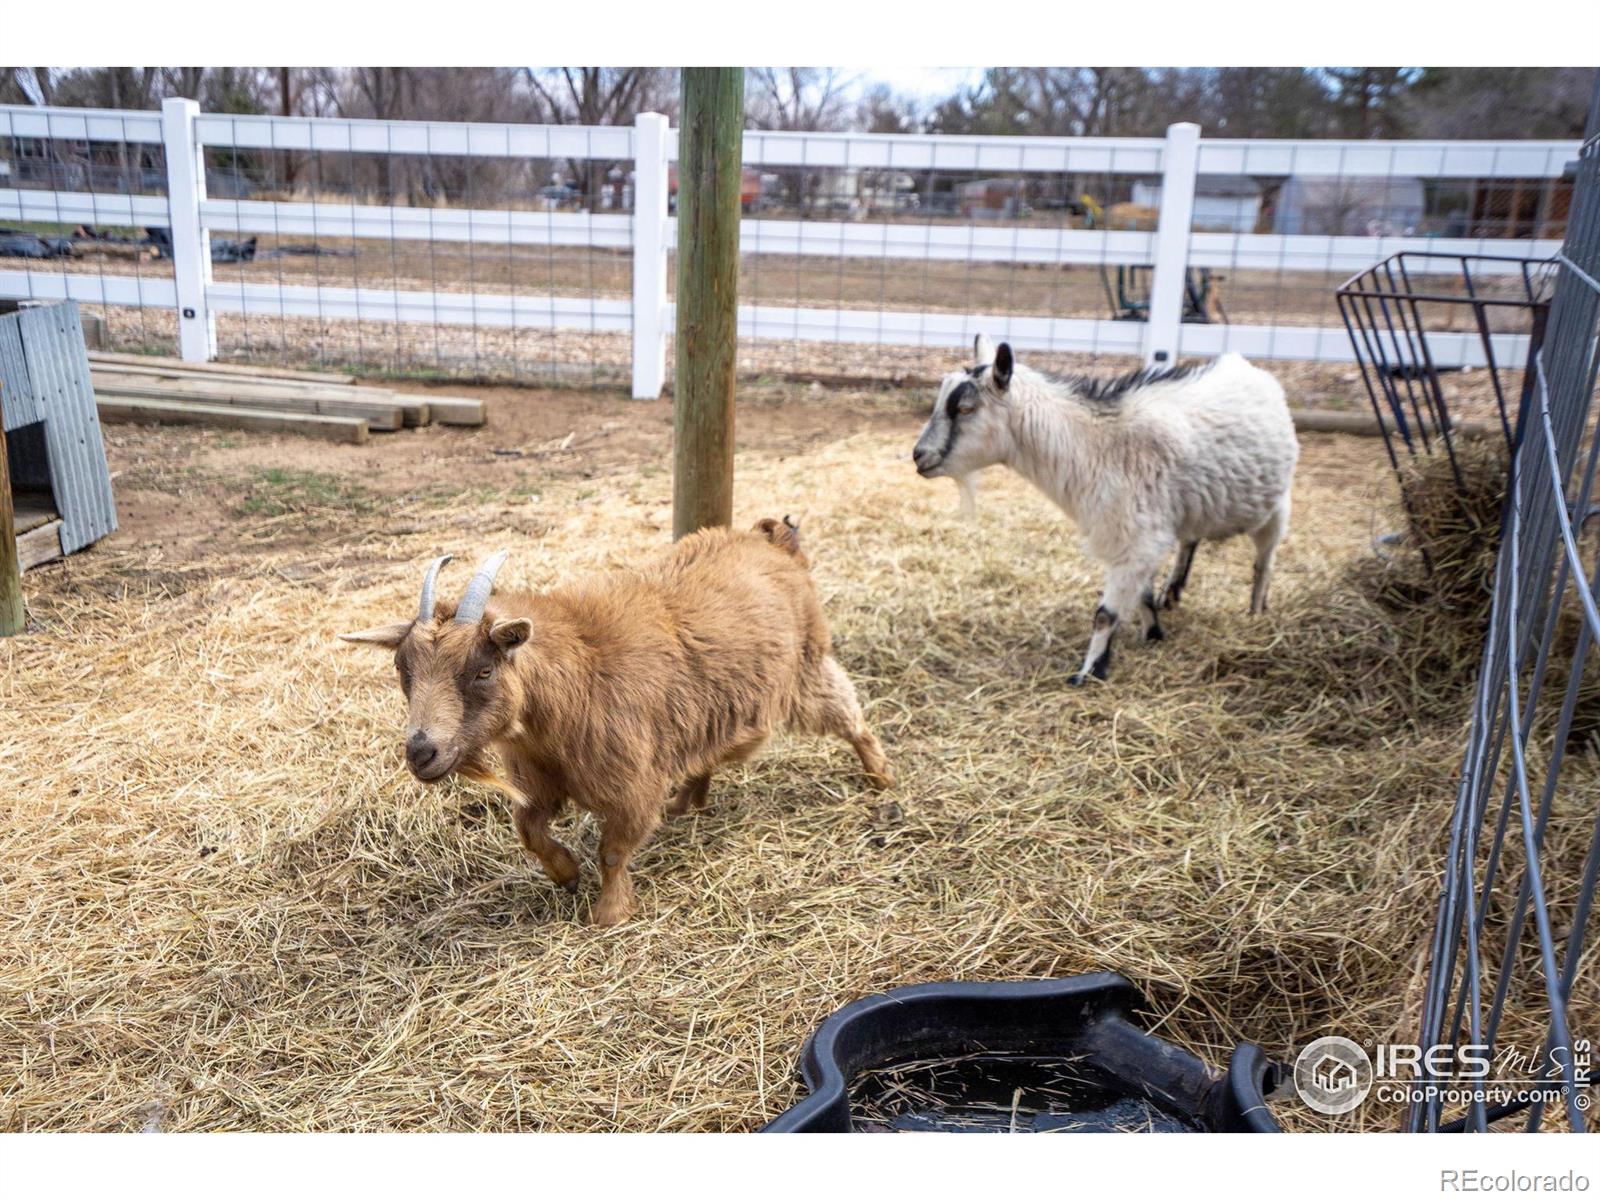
592,904,633,927
559,875,580,894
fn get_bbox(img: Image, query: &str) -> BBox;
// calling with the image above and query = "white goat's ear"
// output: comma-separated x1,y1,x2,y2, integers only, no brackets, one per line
993,342,1014,390
338,622,411,648
974,333,996,365
489,617,533,652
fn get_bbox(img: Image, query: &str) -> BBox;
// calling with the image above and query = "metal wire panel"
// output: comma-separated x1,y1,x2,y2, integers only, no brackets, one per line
1411,116,1600,1134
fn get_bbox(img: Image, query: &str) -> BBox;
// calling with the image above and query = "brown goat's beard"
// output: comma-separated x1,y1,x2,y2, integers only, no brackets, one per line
457,751,526,806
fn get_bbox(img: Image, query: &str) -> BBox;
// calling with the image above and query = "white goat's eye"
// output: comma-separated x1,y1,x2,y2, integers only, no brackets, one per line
957,399,977,415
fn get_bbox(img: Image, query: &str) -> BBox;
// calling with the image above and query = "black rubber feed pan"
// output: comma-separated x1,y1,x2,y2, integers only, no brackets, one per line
761,973,1282,1132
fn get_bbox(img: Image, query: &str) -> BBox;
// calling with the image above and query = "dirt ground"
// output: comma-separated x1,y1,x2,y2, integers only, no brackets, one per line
100,379,918,564
5,376,1589,1133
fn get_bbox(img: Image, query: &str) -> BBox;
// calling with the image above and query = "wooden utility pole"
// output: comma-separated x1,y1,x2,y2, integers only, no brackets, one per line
673,68,744,540
0,385,23,636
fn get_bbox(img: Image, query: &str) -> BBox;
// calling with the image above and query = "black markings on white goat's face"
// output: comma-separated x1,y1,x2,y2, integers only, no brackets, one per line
912,357,1009,481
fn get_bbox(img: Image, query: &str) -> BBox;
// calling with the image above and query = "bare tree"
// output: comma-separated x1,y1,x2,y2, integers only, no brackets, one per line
856,84,919,134
1,67,53,105
1323,68,1419,138
524,68,674,211
745,69,856,215
333,68,537,204
747,68,852,132
274,68,300,192
1404,67,1596,139
161,67,207,100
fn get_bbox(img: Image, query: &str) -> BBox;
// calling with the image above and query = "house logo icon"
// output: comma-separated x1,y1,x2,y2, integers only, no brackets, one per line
1294,1036,1373,1115
1313,1053,1356,1093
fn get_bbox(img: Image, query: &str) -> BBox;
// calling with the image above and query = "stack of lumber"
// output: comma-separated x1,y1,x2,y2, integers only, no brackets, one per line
89,352,485,444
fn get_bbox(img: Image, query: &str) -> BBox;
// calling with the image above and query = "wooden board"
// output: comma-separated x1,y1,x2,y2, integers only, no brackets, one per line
11,489,58,535
93,376,405,432
1291,408,1493,440
88,351,349,385
88,364,430,427
96,397,370,444
17,519,64,572
85,355,470,428
420,396,486,427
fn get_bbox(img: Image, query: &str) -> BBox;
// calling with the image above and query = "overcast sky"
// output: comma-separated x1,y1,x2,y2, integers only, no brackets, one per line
855,68,986,102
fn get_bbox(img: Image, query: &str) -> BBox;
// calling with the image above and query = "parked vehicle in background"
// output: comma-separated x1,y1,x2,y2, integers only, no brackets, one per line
668,164,764,213
536,183,583,209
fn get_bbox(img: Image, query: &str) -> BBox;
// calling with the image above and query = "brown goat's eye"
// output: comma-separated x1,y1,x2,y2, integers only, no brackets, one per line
476,667,493,680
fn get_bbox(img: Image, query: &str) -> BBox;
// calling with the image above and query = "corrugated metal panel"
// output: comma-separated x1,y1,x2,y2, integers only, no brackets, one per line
0,314,40,424
0,301,118,555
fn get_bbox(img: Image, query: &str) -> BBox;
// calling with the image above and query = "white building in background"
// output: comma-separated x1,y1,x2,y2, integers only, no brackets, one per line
1133,174,1263,233
1269,175,1426,237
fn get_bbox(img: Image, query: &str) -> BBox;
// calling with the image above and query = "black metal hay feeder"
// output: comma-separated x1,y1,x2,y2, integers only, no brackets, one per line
760,973,1282,1133
1334,251,1552,536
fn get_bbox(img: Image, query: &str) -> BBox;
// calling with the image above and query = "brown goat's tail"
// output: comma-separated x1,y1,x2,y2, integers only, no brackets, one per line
752,515,806,561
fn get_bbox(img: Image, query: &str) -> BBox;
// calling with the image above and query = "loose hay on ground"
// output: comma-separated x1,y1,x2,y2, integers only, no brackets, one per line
1,412,1594,1132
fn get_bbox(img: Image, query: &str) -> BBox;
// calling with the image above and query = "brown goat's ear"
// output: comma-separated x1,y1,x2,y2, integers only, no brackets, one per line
489,617,533,652
337,622,411,648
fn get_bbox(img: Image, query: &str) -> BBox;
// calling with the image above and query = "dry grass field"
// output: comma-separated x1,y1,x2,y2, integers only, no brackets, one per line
44,234,1435,329
2,379,1592,1132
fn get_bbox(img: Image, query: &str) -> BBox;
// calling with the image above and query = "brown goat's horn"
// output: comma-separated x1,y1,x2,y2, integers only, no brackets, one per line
417,554,453,623
454,550,510,625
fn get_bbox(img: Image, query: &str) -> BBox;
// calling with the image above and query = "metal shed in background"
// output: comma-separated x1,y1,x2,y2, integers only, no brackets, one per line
0,300,117,568
1271,174,1427,236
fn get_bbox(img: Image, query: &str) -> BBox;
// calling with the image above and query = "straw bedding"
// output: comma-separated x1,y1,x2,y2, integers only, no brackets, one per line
1,391,1594,1132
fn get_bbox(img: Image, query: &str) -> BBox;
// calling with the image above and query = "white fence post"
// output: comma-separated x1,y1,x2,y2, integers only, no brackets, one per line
631,111,670,399
161,96,215,363
1145,121,1201,366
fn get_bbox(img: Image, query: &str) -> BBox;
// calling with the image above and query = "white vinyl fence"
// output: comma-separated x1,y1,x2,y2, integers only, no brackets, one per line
1,99,1580,397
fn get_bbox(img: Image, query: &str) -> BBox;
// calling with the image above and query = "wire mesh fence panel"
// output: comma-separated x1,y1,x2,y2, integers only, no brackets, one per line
2,105,1585,392
720,129,1163,384
1411,119,1600,1134
196,114,636,386
1182,140,1575,369
0,106,177,355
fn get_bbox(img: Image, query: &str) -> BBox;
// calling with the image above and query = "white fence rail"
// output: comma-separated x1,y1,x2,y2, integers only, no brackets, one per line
0,100,1580,397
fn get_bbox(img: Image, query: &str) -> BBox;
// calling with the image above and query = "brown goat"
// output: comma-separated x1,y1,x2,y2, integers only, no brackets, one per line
340,520,893,925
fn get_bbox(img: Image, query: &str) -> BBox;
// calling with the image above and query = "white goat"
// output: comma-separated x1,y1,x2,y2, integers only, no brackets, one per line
913,336,1299,684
